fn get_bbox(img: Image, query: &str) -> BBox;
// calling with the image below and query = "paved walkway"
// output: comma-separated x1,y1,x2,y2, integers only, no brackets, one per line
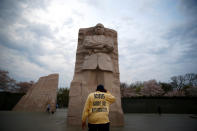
0,109,197,131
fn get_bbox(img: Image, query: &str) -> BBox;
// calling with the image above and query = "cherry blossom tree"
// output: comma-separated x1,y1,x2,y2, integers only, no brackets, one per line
16,81,34,93
164,89,185,97
140,80,164,96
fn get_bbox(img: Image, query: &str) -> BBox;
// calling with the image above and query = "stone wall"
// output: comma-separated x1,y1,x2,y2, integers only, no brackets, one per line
13,74,59,112
122,97,197,113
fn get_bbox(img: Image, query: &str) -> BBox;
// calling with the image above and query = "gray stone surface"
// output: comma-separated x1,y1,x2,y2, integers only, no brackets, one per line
1,109,197,131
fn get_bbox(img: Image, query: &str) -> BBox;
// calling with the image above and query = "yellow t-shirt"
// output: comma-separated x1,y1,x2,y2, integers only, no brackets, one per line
82,91,115,124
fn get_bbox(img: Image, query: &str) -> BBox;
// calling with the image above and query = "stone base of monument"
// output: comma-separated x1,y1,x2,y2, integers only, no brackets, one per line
67,80,124,126
109,111,124,126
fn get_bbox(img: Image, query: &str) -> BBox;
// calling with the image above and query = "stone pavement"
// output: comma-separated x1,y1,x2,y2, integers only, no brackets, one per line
0,109,197,131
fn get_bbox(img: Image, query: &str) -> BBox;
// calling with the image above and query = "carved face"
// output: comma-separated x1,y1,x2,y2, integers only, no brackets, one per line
95,24,104,35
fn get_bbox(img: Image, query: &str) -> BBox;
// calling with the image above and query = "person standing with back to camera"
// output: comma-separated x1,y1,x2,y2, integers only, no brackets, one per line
82,84,115,131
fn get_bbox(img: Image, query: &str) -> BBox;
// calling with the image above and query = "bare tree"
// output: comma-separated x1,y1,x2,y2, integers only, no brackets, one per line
171,75,185,90
184,73,197,87
120,82,129,97
0,69,17,91
171,76,178,89
171,73,197,90
177,75,185,90
129,81,143,88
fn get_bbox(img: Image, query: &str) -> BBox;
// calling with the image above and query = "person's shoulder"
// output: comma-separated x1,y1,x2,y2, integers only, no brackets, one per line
94,91,105,94
104,91,114,96
88,92,95,97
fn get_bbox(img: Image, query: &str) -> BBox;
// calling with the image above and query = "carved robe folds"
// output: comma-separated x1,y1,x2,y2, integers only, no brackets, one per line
83,53,113,71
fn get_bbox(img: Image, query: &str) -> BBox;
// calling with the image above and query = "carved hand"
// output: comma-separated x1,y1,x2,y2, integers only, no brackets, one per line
103,44,114,52
84,42,103,49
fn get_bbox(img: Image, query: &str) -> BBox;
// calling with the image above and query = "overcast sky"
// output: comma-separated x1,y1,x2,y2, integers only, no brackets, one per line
0,0,197,87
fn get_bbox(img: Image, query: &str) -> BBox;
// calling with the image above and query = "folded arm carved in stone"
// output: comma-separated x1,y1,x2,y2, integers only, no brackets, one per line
82,24,114,72
83,35,114,54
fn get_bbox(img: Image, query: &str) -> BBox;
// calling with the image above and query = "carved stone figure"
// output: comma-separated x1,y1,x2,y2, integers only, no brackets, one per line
13,74,59,112
67,24,124,126
82,23,114,71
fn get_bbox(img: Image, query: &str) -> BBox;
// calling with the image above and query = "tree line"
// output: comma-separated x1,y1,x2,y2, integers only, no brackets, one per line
0,69,34,93
57,88,69,108
1,69,197,108
120,73,197,97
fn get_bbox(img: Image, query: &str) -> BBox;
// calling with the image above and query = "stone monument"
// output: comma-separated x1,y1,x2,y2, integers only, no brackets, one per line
67,23,124,126
13,74,59,112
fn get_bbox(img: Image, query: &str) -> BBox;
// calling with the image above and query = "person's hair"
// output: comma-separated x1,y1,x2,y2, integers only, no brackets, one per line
96,84,107,92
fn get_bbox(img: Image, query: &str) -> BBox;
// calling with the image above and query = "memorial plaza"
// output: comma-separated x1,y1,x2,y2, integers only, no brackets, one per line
1,108,197,131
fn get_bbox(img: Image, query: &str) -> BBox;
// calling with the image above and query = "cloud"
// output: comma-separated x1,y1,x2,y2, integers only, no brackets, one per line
0,0,23,23
116,0,197,83
179,0,197,16
0,0,197,88
27,23,54,38
0,45,50,82
0,0,78,87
